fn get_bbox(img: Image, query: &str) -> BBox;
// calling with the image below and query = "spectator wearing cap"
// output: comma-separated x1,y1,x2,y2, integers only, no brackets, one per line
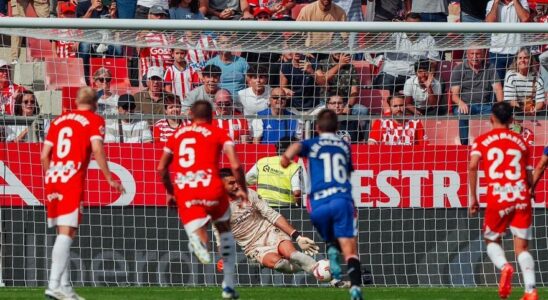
105,94,153,143
169,0,206,19
135,0,169,18
214,89,250,143
296,0,347,47
183,65,222,113
134,66,167,118
52,2,78,58
93,67,119,116
0,59,25,115
206,0,252,19
9,0,50,64
237,64,271,115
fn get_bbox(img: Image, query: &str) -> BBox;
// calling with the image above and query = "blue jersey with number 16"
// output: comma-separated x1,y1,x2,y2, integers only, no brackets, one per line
300,133,353,209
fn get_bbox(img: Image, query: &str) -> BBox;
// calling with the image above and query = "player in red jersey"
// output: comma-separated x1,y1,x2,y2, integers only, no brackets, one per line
157,100,248,299
531,146,548,198
469,102,537,300
41,87,125,300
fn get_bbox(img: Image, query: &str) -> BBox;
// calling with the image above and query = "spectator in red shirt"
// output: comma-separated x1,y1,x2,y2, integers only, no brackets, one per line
368,95,426,145
248,0,294,20
0,59,25,115
52,2,79,59
214,89,250,143
153,93,190,142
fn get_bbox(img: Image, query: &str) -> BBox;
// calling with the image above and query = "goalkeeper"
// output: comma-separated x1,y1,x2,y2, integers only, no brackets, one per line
216,167,333,281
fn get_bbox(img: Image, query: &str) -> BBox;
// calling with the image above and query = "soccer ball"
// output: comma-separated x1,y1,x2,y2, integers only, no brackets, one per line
313,259,332,282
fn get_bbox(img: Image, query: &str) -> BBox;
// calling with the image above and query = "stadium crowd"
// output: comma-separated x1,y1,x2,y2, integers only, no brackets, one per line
1,0,548,146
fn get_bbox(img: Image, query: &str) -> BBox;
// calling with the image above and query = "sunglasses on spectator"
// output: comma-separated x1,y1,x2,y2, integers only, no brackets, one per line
216,101,232,106
271,96,287,101
96,77,112,83
23,100,36,105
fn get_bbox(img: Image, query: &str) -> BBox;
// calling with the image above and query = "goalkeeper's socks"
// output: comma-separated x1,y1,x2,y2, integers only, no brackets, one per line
274,259,300,273
486,242,508,270
48,234,73,290
60,262,70,287
289,251,316,273
327,246,342,280
518,251,536,293
346,256,362,287
220,232,236,288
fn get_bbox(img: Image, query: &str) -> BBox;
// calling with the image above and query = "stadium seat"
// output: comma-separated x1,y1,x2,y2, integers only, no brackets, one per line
357,89,389,115
438,60,456,84
61,86,80,112
422,119,460,145
291,4,306,20
353,61,373,88
44,58,86,91
26,38,55,61
89,57,131,89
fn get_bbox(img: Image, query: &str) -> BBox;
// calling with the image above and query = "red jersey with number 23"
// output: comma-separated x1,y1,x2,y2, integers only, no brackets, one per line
471,128,532,208
164,122,233,201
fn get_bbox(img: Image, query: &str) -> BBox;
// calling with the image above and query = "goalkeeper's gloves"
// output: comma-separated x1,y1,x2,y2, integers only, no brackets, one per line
292,230,319,256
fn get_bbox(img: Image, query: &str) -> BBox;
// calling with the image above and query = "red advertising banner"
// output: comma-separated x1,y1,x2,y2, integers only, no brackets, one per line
1,144,546,208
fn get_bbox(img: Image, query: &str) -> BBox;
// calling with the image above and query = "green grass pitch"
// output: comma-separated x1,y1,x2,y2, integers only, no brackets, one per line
0,287,545,300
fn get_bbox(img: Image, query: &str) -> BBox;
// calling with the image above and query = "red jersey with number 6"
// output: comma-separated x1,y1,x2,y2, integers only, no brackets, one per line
471,128,533,207
164,122,233,201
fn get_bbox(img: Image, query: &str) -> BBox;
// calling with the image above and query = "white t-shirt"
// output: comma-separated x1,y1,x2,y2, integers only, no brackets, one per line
105,117,153,143
403,75,442,109
4,125,29,142
136,0,168,9
486,0,529,54
237,86,271,116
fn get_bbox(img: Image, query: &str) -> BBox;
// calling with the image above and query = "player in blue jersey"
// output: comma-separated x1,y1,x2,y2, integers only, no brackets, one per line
281,109,363,300
531,146,548,197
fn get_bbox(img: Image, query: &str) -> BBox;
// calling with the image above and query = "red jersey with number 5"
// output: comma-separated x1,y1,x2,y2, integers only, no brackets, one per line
470,128,533,207
164,122,234,201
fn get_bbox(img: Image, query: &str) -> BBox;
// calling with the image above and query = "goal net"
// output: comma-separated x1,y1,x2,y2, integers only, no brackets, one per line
1,18,548,288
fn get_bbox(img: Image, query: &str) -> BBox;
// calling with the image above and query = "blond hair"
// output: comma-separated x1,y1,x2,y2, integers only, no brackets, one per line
76,87,97,107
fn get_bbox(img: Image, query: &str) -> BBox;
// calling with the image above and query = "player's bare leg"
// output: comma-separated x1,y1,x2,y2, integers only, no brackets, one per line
485,239,513,299
215,220,239,300
339,237,363,300
45,226,81,300
514,237,537,300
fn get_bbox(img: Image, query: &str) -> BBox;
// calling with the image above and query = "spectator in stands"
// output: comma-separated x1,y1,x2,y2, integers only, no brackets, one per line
533,4,546,22
296,0,347,47
317,53,366,115
0,0,6,16
248,0,294,20
410,0,448,22
183,65,222,113
280,52,321,113
403,59,442,115
450,48,503,145
504,47,545,115
117,0,138,18
333,0,362,21
214,89,250,143
251,87,302,144
164,48,200,101
0,59,25,115
368,95,426,145
369,0,406,21
52,2,78,58
237,64,271,115
153,94,188,142
460,0,489,22
135,0,169,18
3,91,41,142
372,13,440,95
93,67,119,116
205,34,249,96
320,94,365,143
169,0,206,19
9,0,50,64
134,66,167,117
206,0,253,19
105,94,153,143
180,32,218,70
486,0,530,81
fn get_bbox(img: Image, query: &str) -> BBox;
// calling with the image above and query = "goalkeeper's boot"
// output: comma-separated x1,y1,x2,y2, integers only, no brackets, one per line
349,286,363,300
327,245,343,281
44,287,72,300
520,289,538,300
187,234,211,264
499,263,514,299
63,286,85,300
221,286,240,299
330,279,351,288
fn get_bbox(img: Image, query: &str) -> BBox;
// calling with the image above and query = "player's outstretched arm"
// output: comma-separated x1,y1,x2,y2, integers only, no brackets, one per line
531,154,548,193
224,143,249,204
157,151,175,205
281,143,302,168
92,139,125,193
468,155,480,217
40,143,53,171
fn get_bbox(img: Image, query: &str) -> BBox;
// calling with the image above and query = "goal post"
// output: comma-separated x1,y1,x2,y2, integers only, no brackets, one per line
0,18,548,288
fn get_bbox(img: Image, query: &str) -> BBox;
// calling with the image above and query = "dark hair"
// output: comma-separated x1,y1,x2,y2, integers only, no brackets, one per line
168,0,199,13
492,102,513,125
316,109,338,133
247,64,269,78
13,91,39,116
275,136,293,155
219,167,233,179
387,95,405,105
164,93,181,109
118,94,136,110
405,12,422,21
326,92,348,104
202,65,222,78
414,59,432,73
191,100,213,122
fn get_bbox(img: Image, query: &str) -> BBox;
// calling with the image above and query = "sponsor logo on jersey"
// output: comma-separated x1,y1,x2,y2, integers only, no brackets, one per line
45,161,82,183
174,169,213,189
